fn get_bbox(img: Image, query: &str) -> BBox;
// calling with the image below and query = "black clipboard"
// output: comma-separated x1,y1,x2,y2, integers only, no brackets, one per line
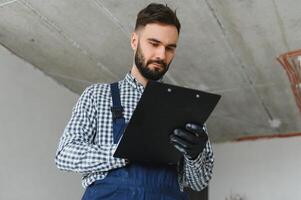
113,81,221,165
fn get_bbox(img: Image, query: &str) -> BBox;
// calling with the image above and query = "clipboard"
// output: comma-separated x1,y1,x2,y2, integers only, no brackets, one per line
113,81,221,165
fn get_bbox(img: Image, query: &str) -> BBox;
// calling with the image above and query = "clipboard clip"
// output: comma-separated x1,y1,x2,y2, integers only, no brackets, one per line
111,106,124,121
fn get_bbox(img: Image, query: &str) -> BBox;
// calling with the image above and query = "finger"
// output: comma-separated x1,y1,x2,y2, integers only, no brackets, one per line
170,134,206,153
185,123,205,135
172,141,199,159
186,124,208,140
170,134,195,148
173,129,201,144
172,143,188,155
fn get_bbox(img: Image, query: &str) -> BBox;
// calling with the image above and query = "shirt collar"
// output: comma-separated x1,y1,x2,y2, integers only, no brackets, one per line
124,72,145,93
124,71,165,93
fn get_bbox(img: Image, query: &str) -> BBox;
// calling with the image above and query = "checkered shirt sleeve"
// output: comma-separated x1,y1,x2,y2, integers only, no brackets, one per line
181,139,214,191
55,84,127,174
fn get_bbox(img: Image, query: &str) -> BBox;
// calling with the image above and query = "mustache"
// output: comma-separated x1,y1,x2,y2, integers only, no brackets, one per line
147,60,167,67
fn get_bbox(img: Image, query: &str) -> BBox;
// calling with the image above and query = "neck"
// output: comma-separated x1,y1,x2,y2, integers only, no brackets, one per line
130,65,148,87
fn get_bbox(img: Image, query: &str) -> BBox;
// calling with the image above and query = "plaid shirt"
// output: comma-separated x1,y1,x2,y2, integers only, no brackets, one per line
55,72,214,191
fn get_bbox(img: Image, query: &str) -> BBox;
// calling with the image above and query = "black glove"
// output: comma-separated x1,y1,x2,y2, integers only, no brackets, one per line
169,123,208,160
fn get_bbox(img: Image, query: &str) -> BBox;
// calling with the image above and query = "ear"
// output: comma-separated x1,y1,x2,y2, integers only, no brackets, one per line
131,32,138,51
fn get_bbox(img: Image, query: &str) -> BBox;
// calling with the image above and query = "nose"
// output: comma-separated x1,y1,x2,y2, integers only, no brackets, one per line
155,46,166,61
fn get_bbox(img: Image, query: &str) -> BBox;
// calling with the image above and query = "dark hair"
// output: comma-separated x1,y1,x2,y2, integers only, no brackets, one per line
135,3,181,34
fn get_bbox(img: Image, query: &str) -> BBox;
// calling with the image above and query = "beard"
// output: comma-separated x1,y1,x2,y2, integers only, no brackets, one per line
134,42,171,81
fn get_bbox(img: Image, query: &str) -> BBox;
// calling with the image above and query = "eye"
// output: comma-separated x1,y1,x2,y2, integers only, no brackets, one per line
149,41,159,47
166,46,175,52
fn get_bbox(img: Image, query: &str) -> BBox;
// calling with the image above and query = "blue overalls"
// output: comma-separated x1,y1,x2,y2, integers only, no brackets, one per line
82,82,189,200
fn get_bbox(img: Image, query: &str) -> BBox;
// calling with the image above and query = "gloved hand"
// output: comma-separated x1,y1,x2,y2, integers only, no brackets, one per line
169,123,208,160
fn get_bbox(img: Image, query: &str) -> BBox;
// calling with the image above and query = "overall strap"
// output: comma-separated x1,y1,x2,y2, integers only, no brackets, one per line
110,82,126,144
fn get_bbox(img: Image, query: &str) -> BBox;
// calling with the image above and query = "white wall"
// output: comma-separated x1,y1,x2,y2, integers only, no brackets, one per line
0,45,84,200
210,137,301,200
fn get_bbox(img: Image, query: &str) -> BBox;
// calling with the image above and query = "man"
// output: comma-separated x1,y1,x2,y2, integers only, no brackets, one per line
55,3,214,199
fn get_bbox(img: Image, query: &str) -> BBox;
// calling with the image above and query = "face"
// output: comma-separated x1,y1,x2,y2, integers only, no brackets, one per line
131,23,179,81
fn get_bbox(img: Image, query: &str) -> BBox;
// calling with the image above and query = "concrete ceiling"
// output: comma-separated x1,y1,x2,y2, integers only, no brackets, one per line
1,0,300,142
